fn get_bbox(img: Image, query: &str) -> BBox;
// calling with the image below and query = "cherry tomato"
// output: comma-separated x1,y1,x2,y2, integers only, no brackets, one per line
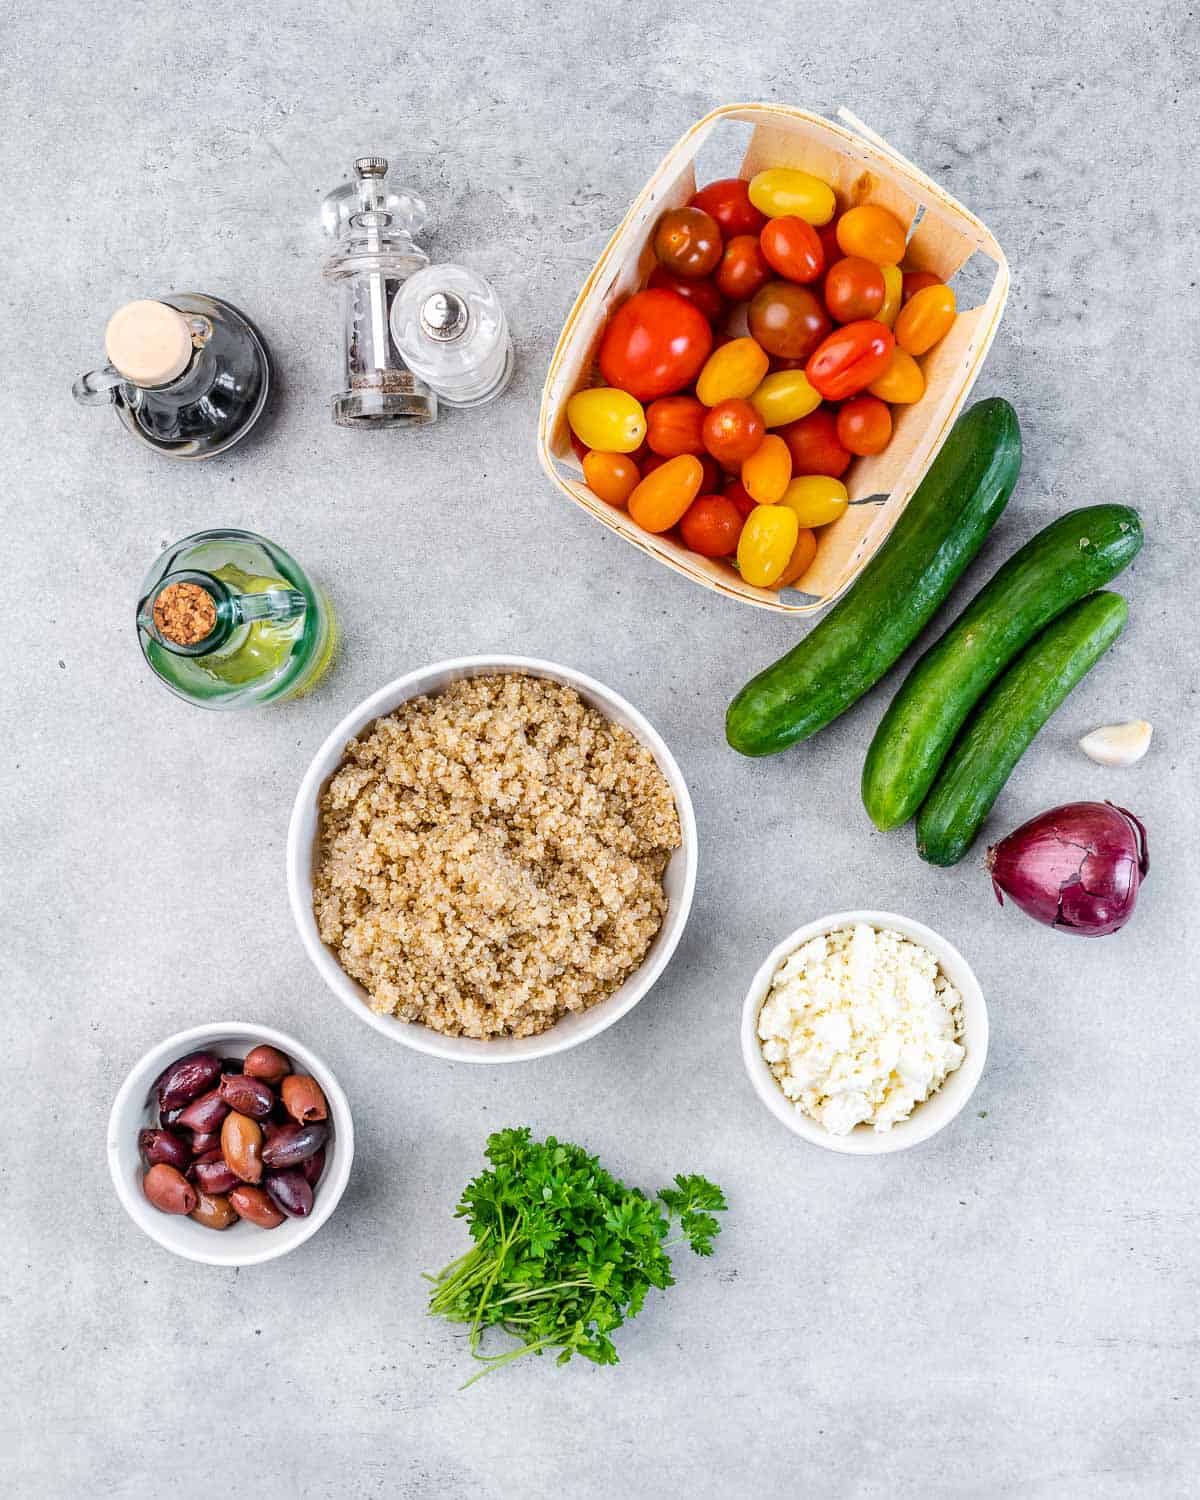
702,398,765,466
816,217,842,271
780,475,849,528
741,433,792,504
748,168,836,226
690,178,766,238
806,320,895,401
836,394,893,456
877,265,903,328
867,347,925,404
599,289,713,401
714,234,772,302
902,270,942,303
646,394,707,457
695,337,769,406
748,282,831,361
653,206,723,278
567,387,646,452
569,429,588,463
723,481,756,519
737,503,799,587
779,408,852,478
749,369,821,428
759,216,824,283
647,266,725,324
582,450,640,508
776,526,818,588
679,494,744,557
641,450,720,491
627,454,704,533
894,283,957,356
836,204,908,265
823,257,886,322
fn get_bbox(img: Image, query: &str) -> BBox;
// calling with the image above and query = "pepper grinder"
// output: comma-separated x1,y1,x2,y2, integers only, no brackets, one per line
390,264,514,408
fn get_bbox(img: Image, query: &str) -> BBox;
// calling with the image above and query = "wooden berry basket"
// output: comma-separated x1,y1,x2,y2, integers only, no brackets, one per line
538,103,1009,613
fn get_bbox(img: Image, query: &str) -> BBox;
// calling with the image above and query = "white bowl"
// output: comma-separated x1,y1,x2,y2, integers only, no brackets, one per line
108,1023,354,1265
741,911,988,1155
287,656,698,1063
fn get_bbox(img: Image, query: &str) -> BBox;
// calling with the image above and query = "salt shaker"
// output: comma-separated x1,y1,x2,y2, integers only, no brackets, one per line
389,264,513,409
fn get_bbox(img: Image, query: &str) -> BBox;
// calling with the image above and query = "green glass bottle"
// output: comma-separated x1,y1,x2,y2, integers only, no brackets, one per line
136,529,335,708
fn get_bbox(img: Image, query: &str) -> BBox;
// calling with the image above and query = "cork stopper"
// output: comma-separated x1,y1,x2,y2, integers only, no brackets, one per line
105,300,194,387
153,582,217,646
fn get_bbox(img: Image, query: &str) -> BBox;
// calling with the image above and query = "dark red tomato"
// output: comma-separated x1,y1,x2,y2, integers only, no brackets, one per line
722,478,757,518
647,266,726,324
902,269,942,303
702,398,765,466
778,408,852,478
759,217,824,284
823,257,886,322
679,494,745,558
654,206,723,278
748,282,832,362
836,394,893,456
806,320,895,401
599,289,714,401
690,178,766,238
569,429,588,462
714,234,772,302
817,217,842,270
645,394,707,457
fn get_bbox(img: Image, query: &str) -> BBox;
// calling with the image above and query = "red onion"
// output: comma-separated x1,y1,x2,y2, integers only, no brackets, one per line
986,801,1148,936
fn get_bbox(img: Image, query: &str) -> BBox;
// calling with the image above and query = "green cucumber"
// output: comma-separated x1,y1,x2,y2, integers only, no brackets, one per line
726,398,1021,757
862,503,1144,830
915,591,1129,866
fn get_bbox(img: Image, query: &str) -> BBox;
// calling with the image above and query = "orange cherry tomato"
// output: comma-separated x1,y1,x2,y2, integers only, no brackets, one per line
778,408,852,478
836,394,893,456
702,398,765,466
714,234,772,302
696,337,770,405
646,394,707,457
776,525,818,588
901,269,942,304
653,207,723,278
894,283,957,356
647,266,725,324
836,205,908,265
599,288,713,402
679,493,745,557
737,503,799,586
759,216,824,284
748,282,831,361
582,450,640,508
723,478,756,519
690,178,766,237
627,454,704,533
806,320,895,401
867,347,925,404
822,257,886,323
741,433,792,504
643,450,721,491
877,265,903,328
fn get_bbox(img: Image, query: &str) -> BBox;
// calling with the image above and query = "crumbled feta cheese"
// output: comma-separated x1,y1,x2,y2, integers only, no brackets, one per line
757,923,965,1135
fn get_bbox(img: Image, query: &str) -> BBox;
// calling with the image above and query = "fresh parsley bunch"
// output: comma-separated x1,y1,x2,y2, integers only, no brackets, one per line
425,1127,728,1386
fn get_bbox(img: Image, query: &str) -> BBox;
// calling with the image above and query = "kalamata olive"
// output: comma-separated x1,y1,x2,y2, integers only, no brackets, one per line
221,1111,263,1184
189,1130,222,1155
300,1146,326,1188
265,1169,314,1218
243,1044,290,1084
281,1074,328,1124
138,1128,191,1171
159,1106,183,1129
155,1050,221,1111
190,1190,238,1230
261,1121,328,1169
177,1087,230,1133
190,1149,240,1195
217,1073,274,1118
143,1162,197,1216
228,1184,285,1229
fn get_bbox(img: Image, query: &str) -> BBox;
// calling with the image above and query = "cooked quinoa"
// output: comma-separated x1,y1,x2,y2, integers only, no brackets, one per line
312,674,682,1039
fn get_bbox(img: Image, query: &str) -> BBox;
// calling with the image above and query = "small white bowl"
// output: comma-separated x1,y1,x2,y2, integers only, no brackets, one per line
741,911,988,1155
108,1023,354,1265
286,656,698,1063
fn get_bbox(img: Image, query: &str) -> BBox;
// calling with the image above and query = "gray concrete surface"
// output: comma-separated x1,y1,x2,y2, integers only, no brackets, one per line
2,2,1197,1495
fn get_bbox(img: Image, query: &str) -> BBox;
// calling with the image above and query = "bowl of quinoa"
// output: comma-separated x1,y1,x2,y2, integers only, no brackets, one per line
287,658,696,1062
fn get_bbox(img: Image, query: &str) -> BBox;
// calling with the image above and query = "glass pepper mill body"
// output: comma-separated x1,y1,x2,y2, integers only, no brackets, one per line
136,530,335,709
390,264,514,408
73,295,270,458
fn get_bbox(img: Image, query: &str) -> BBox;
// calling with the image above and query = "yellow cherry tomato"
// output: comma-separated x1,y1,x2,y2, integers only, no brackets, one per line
748,168,836,226
779,475,849,528
741,433,792,504
582,450,640,508
749,369,821,427
776,526,818,588
877,264,903,328
836,204,908,265
695,337,770,406
567,387,646,453
894,283,957,356
867,347,925,404
737,503,799,587
627,454,703,533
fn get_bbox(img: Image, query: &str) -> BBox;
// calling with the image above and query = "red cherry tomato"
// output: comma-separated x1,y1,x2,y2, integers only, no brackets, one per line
647,266,725,324
822,257,886,322
714,234,772,302
702,398,765,466
653,206,723,278
722,478,757,519
599,288,714,401
902,270,942,304
679,494,745,557
835,394,893,456
748,282,831,361
569,429,588,463
759,216,824,283
817,217,842,270
690,178,766,238
645,395,707,457
806,320,895,401
778,408,852,478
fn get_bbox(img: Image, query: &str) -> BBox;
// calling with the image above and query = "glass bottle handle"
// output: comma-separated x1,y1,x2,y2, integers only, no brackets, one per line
72,363,126,406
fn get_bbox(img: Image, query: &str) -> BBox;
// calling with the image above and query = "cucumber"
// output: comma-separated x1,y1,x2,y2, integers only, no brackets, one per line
915,592,1129,866
862,503,1143,830
726,398,1021,757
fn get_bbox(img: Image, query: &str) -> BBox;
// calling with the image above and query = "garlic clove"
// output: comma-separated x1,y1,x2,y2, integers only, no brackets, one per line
1078,720,1153,767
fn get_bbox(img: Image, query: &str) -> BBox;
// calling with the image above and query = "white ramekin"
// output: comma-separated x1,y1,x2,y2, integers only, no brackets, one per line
286,656,698,1063
741,910,988,1154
